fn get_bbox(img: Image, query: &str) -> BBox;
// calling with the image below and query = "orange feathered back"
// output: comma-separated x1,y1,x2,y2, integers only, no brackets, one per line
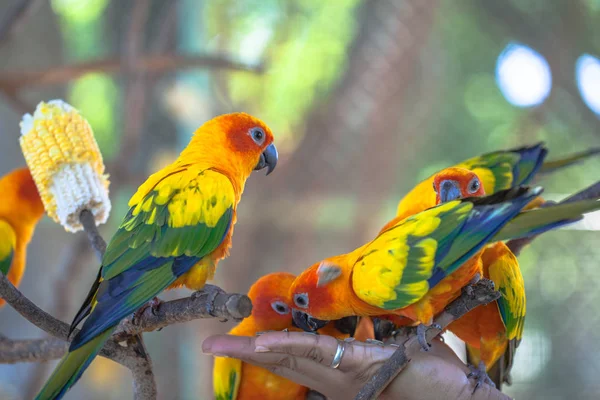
0,167,44,306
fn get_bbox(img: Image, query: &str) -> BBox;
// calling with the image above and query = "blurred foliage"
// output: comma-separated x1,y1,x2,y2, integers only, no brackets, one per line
207,0,361,151
52,0,119,160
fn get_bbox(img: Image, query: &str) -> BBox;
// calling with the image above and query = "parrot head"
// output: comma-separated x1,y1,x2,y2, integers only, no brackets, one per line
183,112,278,179
247,272,297,332
433,167,485,204
0,167,45,223
290,254,358,332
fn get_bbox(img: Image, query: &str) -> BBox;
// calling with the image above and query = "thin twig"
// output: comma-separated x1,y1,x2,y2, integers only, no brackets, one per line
354,279,501,400
79,209,107,260
0,54,264,90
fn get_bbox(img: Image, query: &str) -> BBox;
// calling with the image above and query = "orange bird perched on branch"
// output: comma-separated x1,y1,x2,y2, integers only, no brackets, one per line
0,167,45,308
213,272,371,400
433,167,525,389
36,113,278,400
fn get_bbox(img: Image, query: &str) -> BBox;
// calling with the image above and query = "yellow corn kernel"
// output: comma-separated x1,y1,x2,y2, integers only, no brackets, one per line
19,100,111,232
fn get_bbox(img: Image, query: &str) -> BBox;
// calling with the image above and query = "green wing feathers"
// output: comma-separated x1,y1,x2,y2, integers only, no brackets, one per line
352,200,471,310
539,147,600,175
34,330,113,400
353,187,541,310
0,219,16,276
493,199,600,242
456,143,547,193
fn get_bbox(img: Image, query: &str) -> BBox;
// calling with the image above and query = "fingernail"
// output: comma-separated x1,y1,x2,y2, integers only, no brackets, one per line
255,345,270,353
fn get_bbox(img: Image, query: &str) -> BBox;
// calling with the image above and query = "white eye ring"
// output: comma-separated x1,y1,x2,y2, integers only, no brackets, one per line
249,127,266,146
294,293,309,309
271,301,290,315
468,177,480,194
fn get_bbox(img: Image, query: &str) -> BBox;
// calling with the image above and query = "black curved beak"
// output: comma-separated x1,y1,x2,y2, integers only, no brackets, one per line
440,180,461,203
254,143,278,175
292,309,329,332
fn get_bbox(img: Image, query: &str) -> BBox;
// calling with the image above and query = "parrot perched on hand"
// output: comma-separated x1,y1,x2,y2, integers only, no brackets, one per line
432,167,525,389
290,186,600,348
213,272,371,400
0,167,45,308
394,143,599,223
36,113,278,400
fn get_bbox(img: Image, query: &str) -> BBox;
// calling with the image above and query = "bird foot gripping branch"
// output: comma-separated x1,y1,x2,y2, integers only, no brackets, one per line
468,361,496,392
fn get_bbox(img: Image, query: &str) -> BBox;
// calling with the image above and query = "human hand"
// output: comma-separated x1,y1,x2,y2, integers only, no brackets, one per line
202,331,511,400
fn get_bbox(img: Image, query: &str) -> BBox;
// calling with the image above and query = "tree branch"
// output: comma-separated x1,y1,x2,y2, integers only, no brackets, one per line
0,337,67,364
354,279,501,400
113,285,253,342
0,54,264,90
79,209,107,260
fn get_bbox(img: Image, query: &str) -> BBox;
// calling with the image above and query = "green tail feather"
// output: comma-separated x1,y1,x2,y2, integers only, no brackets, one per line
493,199,600,242
539,148,600,174
35,329,114,400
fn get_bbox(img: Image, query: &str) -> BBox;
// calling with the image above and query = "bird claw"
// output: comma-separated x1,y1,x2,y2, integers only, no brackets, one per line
468,361,496,393
132,297,162,324
366,338,385,346
414,323,442,351
463,273,482,298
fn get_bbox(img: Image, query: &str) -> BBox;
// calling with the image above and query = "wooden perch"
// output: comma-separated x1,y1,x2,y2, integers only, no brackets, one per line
353,279,501,400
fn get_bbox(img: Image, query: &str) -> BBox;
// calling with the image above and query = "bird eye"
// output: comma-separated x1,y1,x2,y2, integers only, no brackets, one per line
468,177,480,194
432,180,437,193
294,293,309,309
271,301,290,315
249,127,266,146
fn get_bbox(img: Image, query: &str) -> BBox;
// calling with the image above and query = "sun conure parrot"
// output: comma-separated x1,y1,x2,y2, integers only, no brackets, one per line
289,186,600,350
393,142,600,224
213,272,373,400
0,167,45,308
432,167,525,389
35,113,278,400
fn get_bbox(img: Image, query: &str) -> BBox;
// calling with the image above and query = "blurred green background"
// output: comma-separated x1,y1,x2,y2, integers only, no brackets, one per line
0,0,599,399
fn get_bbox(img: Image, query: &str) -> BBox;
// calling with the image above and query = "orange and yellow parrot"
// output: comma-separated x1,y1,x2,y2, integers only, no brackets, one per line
36,113,278,400
393,143,599,223
290,186,600,350
433,167,525,389
0,167,45,308
213,272,371,400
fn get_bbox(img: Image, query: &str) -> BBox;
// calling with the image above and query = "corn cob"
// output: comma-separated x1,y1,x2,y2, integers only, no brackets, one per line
19,100,111,232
